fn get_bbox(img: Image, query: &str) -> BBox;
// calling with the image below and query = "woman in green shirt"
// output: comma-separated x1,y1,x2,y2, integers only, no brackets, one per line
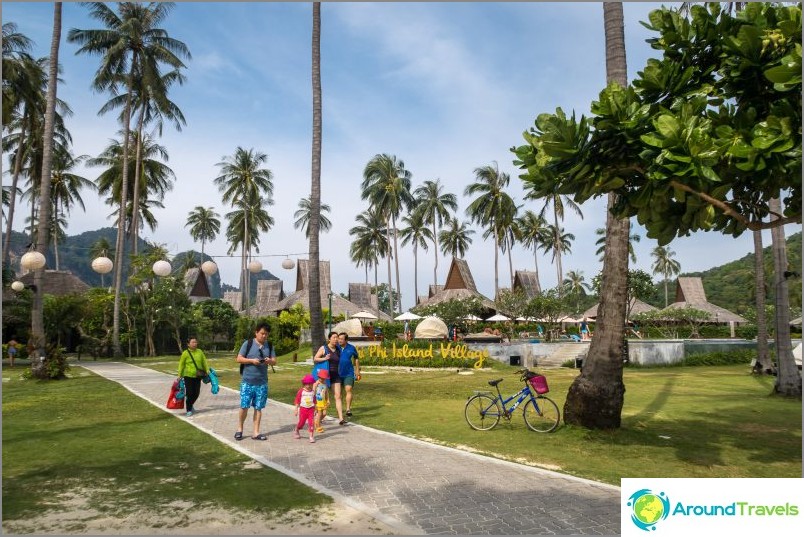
178,337,210,417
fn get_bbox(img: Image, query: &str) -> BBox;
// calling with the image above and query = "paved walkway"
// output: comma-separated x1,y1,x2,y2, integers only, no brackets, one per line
79,362,620,535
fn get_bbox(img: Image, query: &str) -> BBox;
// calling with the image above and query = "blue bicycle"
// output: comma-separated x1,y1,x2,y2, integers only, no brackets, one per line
464,368,560,433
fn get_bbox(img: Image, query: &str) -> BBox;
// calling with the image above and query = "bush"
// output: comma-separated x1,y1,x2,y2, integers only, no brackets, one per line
683,350,755,367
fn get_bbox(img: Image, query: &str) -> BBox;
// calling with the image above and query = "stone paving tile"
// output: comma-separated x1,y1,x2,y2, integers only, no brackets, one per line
79,361,621,535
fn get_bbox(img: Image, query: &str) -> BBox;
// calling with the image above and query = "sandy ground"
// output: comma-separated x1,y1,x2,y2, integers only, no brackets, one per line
2,495,400,535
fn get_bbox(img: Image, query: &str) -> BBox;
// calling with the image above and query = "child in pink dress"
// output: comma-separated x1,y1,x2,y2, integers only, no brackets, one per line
294,374,317,443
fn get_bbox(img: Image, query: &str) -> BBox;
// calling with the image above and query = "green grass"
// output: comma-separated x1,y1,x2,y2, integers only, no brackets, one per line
1,367,330,523
4,351,800,525
133,351,802,486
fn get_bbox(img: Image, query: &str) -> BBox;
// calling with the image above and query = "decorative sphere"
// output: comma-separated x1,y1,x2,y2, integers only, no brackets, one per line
20,251,46,270
91,256,114,274
200,260,218,276
11,281,24,292
152,260,172,277
281,257,295,270
248,260,263,273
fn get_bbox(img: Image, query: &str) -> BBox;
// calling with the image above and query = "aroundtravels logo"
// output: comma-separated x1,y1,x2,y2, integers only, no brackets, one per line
627,489,671,531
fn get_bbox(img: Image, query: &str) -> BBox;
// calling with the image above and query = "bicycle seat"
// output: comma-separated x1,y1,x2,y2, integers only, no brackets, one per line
488,378,503,387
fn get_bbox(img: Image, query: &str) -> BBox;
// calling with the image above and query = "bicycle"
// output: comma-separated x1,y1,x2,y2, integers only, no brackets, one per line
464,368,560,433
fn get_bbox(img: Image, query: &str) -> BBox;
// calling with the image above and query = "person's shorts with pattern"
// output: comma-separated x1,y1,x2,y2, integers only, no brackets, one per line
240,382,268,410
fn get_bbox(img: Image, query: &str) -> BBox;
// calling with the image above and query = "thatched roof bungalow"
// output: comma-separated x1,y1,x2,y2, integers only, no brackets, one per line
16,270,89,296
661,277,748,324
582,298,658,320
415,258,495,310
512,270,541,298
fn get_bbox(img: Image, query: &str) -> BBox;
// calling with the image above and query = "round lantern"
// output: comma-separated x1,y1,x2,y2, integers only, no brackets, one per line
152,260,172,277
11,281,25,292
248,260,263,273
200,260,218,276
91,256,114,275
281,257,295,270
20,251,46,271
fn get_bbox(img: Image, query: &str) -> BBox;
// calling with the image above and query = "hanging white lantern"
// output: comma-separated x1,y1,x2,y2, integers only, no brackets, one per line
281,257,295,270
201,260,218,276
20,251,46,271
152,260,172,277
91,256,114,275
248,260,263,273
11,281,25,292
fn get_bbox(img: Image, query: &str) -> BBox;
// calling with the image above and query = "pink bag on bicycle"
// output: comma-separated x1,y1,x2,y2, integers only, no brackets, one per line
529,374,549,394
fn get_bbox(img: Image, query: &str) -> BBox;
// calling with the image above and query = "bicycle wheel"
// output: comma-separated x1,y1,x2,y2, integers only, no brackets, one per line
464,394,501,431
523,396,560,433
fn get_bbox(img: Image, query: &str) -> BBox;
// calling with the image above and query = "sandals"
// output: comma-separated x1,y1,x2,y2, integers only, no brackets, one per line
339,420,347,426
253,433,268,441
346,410,353,417
234,431,243,441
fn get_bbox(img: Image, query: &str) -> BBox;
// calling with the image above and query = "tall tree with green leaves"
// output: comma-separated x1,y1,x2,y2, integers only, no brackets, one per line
438,217,475,259
650,245,680,307
413,179,457,287
400,209,433,306
464,162,517,299
185,206,220,255
563,270,592,314
528,186,583,289
294,195,331,238
214,147,274,312
68,1,190,357
50,147,94,269
349,206,388,287
515,210,549,294
595,226,640,264
361,153,414,313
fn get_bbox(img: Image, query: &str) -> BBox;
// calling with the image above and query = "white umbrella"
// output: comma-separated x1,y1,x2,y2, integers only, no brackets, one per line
464,314,482,321
485,313,511,322
516,316,536,322
352,310,378,320
394,311,422,321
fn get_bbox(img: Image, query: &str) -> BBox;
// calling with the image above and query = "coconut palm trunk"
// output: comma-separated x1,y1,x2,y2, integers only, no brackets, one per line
392,214,402,313
563,2,629,428
3,121,27,268
386,220,394,314
31,2,61,374
130,104,147,255
308,2,324,346
432,220,439,287
493,230,500,299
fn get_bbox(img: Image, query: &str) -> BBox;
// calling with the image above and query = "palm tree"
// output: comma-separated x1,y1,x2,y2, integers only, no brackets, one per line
412,179,457,287
464,162,517,299
214,147,274,312
31,2,62,368
438,217,475,259
349,207,388,288
2,22,34,121
399,209,433,306
542,224,575,287
361,153,414,313
50,147,94,269
529,187,583,289
595,226,640,263
650,245,681,307
185,206,220,255
68,1,190,357
89,236,114,286
563,270,592,313
294,195,331,238
308,2,324,344
497,203,520,288
516,210,549,295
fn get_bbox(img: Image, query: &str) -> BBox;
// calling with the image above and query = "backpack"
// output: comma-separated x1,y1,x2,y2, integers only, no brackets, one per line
239,339,273,375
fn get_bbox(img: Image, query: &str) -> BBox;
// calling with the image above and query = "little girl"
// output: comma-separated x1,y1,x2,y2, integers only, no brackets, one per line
314,369,330,434
294,374,317,443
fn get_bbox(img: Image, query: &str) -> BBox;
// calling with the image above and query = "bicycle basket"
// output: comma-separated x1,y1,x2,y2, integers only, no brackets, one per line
529,374,549,394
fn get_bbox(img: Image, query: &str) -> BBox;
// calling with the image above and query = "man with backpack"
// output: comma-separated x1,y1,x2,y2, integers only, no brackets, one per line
234,323,277,441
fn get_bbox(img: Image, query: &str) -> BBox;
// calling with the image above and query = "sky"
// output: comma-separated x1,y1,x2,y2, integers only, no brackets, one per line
2,2,795,312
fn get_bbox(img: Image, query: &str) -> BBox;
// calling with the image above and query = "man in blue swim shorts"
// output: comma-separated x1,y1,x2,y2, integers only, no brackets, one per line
235,323,277,441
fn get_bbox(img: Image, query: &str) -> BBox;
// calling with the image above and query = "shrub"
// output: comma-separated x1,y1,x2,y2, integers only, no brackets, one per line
683,350,755,367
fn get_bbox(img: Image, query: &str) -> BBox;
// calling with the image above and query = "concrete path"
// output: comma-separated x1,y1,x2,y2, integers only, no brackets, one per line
79,361,621,536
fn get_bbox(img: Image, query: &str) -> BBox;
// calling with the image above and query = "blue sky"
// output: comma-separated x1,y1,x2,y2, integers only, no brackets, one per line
2,2,789,311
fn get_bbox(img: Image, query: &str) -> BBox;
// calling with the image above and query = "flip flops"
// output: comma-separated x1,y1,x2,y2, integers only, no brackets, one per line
253,433,268,441
234,431,243,441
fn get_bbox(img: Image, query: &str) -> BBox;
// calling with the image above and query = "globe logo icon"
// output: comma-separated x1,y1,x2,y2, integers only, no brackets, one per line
627,489,670,531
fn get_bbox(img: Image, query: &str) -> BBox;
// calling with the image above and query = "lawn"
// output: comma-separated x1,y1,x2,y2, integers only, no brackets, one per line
135,350,802,485
3,351,800,524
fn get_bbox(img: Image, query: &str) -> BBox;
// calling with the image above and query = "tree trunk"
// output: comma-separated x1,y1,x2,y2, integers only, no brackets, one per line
563,2,629,428
53,201,60,270
533,248,542,295
3,120,27,268
663,277,669,307
433,220,439,287
392,215,402,313
413,243,418,305
752,229,771,373
493,230,500,300
112,61,137,358
130,103,146,255
769,198,800,396
553,210,563,295
31,3,61,377
507,239,514,288
308,2,324,347
386,219,394,314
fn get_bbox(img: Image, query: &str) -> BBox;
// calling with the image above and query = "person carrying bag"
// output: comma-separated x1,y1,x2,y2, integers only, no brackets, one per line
177,337,210,417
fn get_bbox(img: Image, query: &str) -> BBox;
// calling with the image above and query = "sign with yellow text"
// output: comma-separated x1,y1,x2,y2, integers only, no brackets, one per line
358,342,488,368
